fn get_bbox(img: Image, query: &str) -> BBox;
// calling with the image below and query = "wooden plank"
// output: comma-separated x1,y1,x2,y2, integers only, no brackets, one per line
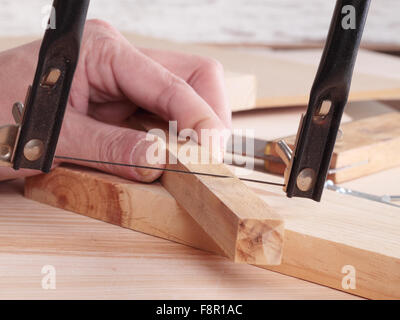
130,113,284,265
1,180,357,300
25,165,400,299
122,33,400,109
211,42,400,55
341,166,400,198
224,71,257,112
264,112,400,183
272,49,400,81
24,165,223,256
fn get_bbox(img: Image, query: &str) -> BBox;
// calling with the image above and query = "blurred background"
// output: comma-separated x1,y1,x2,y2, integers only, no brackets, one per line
0,0,399,52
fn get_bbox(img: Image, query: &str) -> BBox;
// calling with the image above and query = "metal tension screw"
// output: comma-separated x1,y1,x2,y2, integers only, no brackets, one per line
0,144,12,161
12,102,24,124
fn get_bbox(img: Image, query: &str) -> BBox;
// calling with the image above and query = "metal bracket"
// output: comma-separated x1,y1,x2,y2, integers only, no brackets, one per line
277,0,371,201
325,180,400,209
0,0,90,172
0,124,19,167
0,92,30,168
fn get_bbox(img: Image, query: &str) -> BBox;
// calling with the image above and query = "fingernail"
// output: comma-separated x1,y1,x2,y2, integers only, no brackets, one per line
131,138,166,182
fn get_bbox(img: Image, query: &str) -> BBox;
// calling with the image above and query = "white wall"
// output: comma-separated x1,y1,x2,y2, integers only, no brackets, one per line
0,0,398,45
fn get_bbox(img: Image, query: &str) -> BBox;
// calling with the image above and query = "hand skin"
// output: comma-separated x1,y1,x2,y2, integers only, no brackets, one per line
0,19,231,182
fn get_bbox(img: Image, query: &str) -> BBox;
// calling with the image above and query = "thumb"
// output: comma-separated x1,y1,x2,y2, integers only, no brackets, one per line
56,109,165,182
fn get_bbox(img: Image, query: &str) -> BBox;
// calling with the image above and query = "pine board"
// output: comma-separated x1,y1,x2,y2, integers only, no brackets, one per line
0,179,357,300
25,165,400,300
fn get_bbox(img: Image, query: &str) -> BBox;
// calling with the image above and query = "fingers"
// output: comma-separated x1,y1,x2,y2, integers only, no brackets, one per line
81,20,229,140
0,168,39,182
57,108,165,183
0,40,40,124
113,43,225,134
113,44,228,147
88,100,138,124
139,48,231,129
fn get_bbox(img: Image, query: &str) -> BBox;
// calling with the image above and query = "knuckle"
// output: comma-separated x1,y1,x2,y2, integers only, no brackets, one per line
84,20,123,66
156,74,188,116
87,19,119,36
96,128,115,162
96,128,131,164
199,57,224,76
91,35,122,68
97,130,161,182
187,57,225,87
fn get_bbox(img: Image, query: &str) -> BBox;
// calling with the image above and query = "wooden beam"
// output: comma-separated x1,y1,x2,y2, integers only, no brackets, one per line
25,165,400,299
25,165,284,265
224,71,256,112
1,179,356,300
264,112,400,183
130,113,284,265
25,165,223,256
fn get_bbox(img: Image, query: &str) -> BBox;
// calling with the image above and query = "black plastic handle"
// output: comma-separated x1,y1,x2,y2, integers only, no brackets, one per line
286,0,371,201
13,0,90,172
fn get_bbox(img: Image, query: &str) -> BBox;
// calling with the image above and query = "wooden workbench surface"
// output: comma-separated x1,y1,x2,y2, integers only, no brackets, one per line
1,35,398,299
1,101,398,300
0,180,359,300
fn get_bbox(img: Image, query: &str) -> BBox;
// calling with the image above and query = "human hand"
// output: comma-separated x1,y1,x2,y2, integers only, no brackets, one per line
0,19,231,182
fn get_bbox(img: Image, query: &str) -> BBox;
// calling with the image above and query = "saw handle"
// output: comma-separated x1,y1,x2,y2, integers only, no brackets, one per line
12,0,90,172
285,0,371,201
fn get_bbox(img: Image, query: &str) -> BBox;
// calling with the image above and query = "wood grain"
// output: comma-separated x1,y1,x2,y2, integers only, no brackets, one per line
264,112,400,183
130,113,284,265
25,165,223,256
0,179,356,300
25,165,400,299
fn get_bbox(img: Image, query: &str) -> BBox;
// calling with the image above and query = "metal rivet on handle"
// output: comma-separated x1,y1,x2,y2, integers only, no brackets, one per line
296,168,316,192
23,139,44,161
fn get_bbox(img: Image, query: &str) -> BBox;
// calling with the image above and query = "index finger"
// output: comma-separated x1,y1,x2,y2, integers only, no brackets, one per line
138,48,231,129
86,36,228,139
